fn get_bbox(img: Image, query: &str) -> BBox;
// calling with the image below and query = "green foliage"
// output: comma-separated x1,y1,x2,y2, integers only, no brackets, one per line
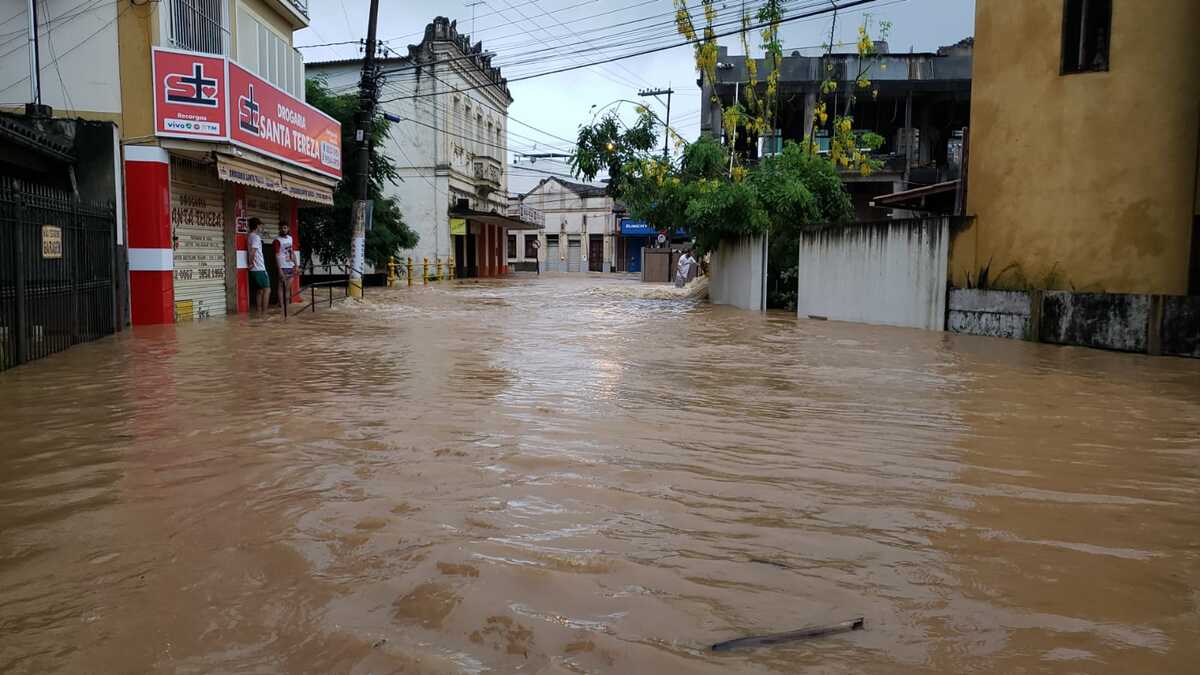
609,137,850,265
686,178,769,254
569,108,657,196
965,258,1020,290
299,78,418,269
755,143,853,308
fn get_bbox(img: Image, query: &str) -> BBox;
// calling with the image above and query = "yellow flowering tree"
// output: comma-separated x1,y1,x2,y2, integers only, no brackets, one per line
816,18,891,175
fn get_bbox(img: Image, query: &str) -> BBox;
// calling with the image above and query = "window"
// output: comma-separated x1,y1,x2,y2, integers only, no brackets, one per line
507,234,517,259
168,0,226,55
524,235,538,259
476,114,484,158
1061,0,1111,74
238,8,303,97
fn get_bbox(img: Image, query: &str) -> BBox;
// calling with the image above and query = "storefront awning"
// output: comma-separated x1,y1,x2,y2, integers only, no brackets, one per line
214,153,335,206
450,207,544,230
281,173,335,206
217,155,283,192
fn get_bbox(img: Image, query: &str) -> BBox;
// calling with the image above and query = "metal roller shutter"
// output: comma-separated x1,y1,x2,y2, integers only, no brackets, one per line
545,236,560,272
244,189,281,240
567,237,582,272
171,158,226,321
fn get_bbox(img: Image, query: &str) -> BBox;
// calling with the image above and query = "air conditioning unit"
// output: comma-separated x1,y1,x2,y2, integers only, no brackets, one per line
757,130,783,157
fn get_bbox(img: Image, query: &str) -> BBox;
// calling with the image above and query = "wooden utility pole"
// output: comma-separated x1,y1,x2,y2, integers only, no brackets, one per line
349,0,381,298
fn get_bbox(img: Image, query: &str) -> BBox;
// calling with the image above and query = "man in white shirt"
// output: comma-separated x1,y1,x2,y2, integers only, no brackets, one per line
274,221,299,308
246,218,269,314
675,249,696,288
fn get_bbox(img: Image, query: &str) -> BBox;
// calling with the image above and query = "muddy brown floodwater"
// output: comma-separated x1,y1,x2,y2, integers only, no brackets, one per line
2,274,1199,674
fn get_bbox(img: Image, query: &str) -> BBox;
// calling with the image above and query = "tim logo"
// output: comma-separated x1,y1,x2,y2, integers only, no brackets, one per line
164,63,220,108
238,83,261,135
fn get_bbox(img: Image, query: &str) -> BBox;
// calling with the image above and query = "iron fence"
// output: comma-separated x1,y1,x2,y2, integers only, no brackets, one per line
0,178,116,372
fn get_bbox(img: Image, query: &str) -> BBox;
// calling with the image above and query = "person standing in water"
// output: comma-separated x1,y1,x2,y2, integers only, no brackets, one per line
274,221,298,308
246,218,270,314
675,249,696,288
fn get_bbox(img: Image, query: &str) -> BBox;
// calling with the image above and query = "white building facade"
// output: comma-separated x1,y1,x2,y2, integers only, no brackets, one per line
514,178,618,273
309,17,529,277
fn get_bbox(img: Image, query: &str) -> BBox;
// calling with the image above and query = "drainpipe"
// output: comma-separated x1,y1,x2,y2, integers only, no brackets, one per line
904,89,913,186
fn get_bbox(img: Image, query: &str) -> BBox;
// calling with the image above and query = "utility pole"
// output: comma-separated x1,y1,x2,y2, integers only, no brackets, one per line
638,87,674,158
26,0,41,105
349,0,381,298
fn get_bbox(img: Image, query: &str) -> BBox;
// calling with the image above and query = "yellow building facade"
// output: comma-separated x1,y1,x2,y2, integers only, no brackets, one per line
954,0,1200,295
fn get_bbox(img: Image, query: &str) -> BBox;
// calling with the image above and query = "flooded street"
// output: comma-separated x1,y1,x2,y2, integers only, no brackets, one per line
2,274,1198,674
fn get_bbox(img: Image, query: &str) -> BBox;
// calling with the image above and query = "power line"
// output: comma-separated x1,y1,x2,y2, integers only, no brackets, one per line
486,0,646,92
384,68,577,147
369,1,840,82
381,0,887,102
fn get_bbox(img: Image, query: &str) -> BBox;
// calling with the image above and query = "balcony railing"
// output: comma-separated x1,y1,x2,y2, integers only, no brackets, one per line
473,157,502,191
506,203,544,228
285,0,309,19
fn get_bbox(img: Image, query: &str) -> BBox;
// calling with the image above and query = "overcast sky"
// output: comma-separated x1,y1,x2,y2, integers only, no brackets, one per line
298,0,976,190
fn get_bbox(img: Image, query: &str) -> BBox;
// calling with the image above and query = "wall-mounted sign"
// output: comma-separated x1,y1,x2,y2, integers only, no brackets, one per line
450,218,467,235
620,219,655,236
152,48,228,140
152,49,342,180
41,225,62,258
228,62,343,180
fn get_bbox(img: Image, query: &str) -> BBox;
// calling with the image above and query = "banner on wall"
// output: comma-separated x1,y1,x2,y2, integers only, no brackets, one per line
152,48,228,140
228,62,343,180
153,49,342,181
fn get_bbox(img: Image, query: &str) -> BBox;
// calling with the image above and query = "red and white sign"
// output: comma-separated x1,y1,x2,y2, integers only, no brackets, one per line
152,48,228,140
228,62,342,180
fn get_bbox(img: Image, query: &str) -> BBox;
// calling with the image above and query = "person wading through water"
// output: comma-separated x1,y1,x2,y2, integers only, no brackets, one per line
274,221,298,309
675,249,696,288
247,218,270,314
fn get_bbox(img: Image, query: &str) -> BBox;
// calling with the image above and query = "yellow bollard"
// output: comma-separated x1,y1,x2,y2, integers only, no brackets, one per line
423,257,429,285
436,257,442,281
449,257,455,280
406,257,413,287
387,256,397,288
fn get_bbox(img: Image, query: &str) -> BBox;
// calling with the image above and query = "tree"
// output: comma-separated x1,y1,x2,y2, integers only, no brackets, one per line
299,78,418,269
569,106,658,197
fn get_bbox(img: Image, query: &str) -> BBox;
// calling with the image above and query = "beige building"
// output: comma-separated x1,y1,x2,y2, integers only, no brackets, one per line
954,0,1200,295
516,178,617,273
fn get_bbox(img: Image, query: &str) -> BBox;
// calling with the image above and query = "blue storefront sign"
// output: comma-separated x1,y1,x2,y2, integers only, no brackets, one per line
620,219,687,237
620,219,656,236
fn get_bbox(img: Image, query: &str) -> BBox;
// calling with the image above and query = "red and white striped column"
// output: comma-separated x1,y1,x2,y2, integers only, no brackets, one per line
124,146,174,325
234,186,249,313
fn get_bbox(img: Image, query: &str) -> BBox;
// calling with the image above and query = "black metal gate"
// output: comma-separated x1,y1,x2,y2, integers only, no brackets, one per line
0,177,117,371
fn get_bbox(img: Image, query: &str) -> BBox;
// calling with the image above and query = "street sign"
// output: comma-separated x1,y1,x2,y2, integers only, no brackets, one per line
41,225,62,258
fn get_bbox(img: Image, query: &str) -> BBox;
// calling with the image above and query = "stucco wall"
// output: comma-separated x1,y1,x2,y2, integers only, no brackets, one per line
948,289,1034,340
709,235,766,312
959,0,1200,295
796,218,949,331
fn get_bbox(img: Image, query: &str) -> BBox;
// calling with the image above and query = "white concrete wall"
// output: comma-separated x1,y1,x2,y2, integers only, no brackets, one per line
795,218,949,330
709,235,767,311
0,0,122,115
